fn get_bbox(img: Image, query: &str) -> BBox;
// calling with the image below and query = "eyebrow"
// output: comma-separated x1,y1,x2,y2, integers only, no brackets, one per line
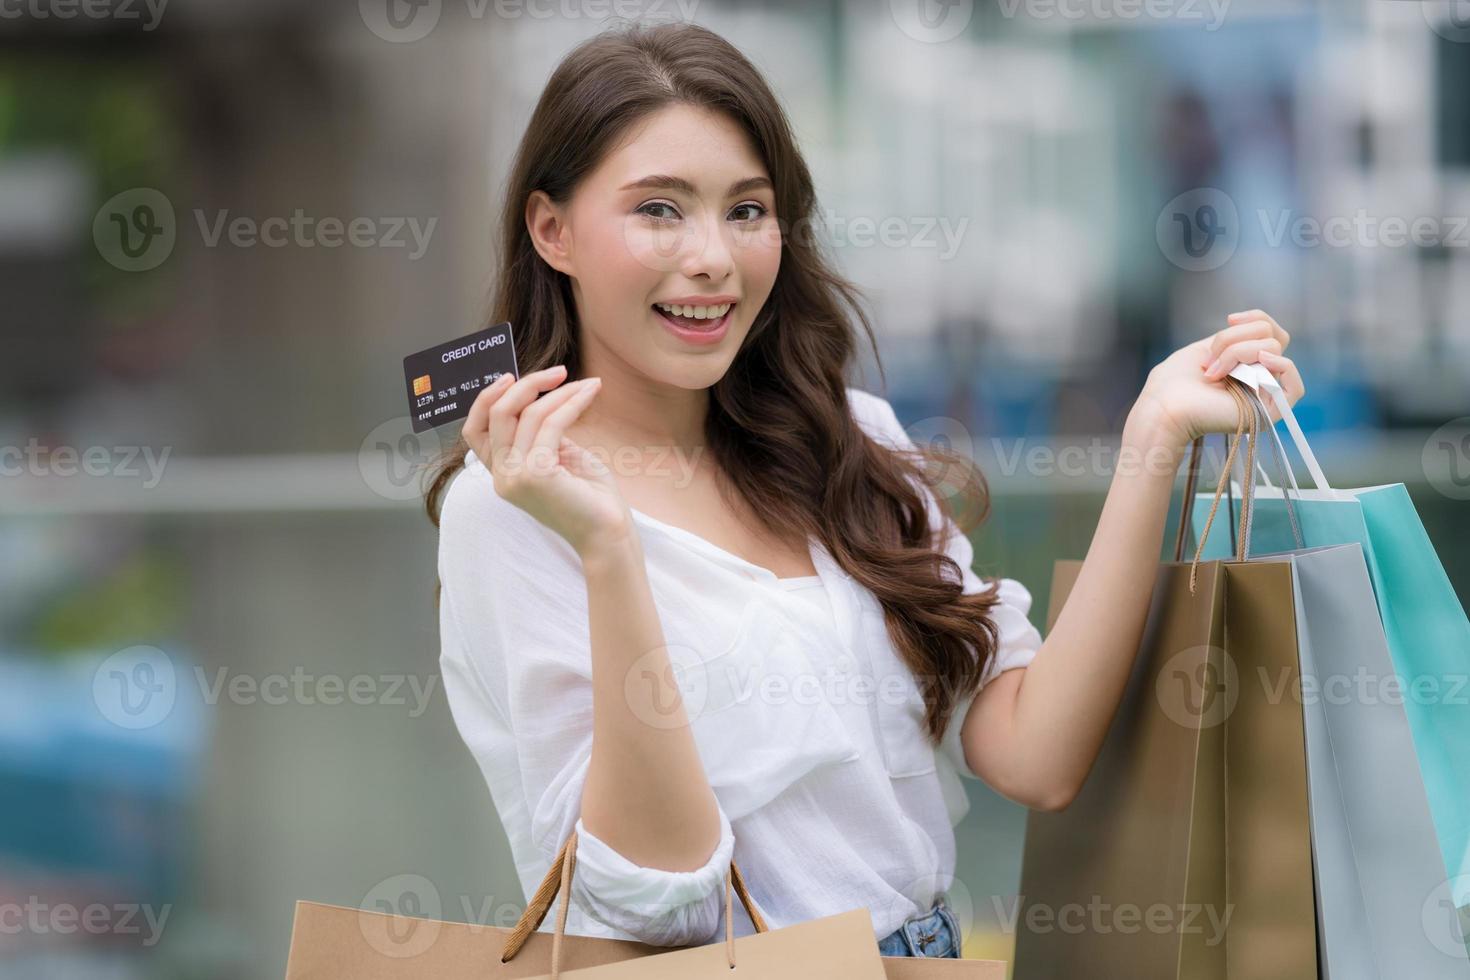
618,174,773,197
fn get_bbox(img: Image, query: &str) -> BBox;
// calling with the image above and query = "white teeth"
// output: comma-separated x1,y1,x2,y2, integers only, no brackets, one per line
656,302,731,320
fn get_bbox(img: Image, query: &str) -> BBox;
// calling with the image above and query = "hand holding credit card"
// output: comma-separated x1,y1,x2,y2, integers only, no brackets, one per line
402,321,520,433
410,326,613,556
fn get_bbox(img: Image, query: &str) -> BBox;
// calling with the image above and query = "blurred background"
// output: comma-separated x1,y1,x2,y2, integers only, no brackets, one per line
2,0,1468,976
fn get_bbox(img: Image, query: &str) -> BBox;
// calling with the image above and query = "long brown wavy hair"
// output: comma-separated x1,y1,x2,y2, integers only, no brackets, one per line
423,20,1006,747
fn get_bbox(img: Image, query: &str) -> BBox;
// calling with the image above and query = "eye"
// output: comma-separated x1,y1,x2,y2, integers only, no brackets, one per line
730,202,768,222
635,201,680,223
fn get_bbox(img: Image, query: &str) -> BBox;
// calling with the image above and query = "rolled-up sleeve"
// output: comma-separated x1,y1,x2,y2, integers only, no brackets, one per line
569,810,734,944
938,575,1043,780
436,458,733,947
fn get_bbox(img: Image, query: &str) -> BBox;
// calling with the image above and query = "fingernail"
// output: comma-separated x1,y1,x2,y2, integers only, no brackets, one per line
493,373,513,386
1205,358,1223,376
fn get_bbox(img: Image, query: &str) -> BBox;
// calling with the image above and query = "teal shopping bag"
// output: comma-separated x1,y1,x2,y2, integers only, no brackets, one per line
1190,366,1470,923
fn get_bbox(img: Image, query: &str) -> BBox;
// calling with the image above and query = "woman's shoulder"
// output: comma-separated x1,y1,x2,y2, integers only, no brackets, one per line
439,448,522,544
844,385,910,447
437,448,583,587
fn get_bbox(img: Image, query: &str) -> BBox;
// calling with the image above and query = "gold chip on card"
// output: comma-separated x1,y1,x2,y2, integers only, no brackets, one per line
412,375,432,396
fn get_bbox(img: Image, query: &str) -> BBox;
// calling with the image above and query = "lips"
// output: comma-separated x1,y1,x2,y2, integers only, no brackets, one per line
652,302,734,344
651,304,730,331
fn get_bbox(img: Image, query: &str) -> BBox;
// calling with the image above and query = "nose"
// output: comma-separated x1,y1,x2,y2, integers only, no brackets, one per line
679,210,734,282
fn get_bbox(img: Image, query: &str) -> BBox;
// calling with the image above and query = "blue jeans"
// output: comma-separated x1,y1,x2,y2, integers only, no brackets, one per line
876,897,962,958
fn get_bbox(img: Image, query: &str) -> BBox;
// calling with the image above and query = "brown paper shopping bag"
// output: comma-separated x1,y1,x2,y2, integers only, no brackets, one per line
285,793,1008,978
284,820,886,979
1013,379,1319,980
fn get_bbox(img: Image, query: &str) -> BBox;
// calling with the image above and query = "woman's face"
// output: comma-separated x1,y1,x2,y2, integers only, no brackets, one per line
529,102,782,392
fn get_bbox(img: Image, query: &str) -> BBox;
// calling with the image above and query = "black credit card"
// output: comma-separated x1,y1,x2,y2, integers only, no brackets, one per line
402,321,520,433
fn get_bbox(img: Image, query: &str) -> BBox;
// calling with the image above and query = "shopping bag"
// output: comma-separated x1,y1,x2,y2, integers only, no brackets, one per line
284,821,887,978
1283,540,1467,978
1233,389,1462,976
1191,365,1470,921
283,810,1009,977
1015,561,1318,977
1015,378,1320,979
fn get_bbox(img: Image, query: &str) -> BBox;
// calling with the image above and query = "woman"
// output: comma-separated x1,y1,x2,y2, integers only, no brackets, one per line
425,20,1304,960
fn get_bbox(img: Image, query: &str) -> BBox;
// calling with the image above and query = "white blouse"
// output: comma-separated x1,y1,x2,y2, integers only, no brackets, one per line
436,387,1045,948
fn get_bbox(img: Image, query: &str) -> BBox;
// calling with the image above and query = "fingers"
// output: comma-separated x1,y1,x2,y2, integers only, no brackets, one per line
1203,335,1284,380
1259,350,1305,405
461,363,568,468
462,372,516,460
513,376,600,458
489,365,576,462
530,382,603,462
1211,311,1290,360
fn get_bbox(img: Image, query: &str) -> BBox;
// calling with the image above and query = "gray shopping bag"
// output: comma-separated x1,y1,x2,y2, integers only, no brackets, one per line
1260,542,1467,978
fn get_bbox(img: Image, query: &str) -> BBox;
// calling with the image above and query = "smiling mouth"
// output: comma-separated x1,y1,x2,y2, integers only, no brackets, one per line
651,301,735,332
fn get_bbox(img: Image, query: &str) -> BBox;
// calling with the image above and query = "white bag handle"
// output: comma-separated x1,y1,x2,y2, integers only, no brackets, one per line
1227,361,1336,494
